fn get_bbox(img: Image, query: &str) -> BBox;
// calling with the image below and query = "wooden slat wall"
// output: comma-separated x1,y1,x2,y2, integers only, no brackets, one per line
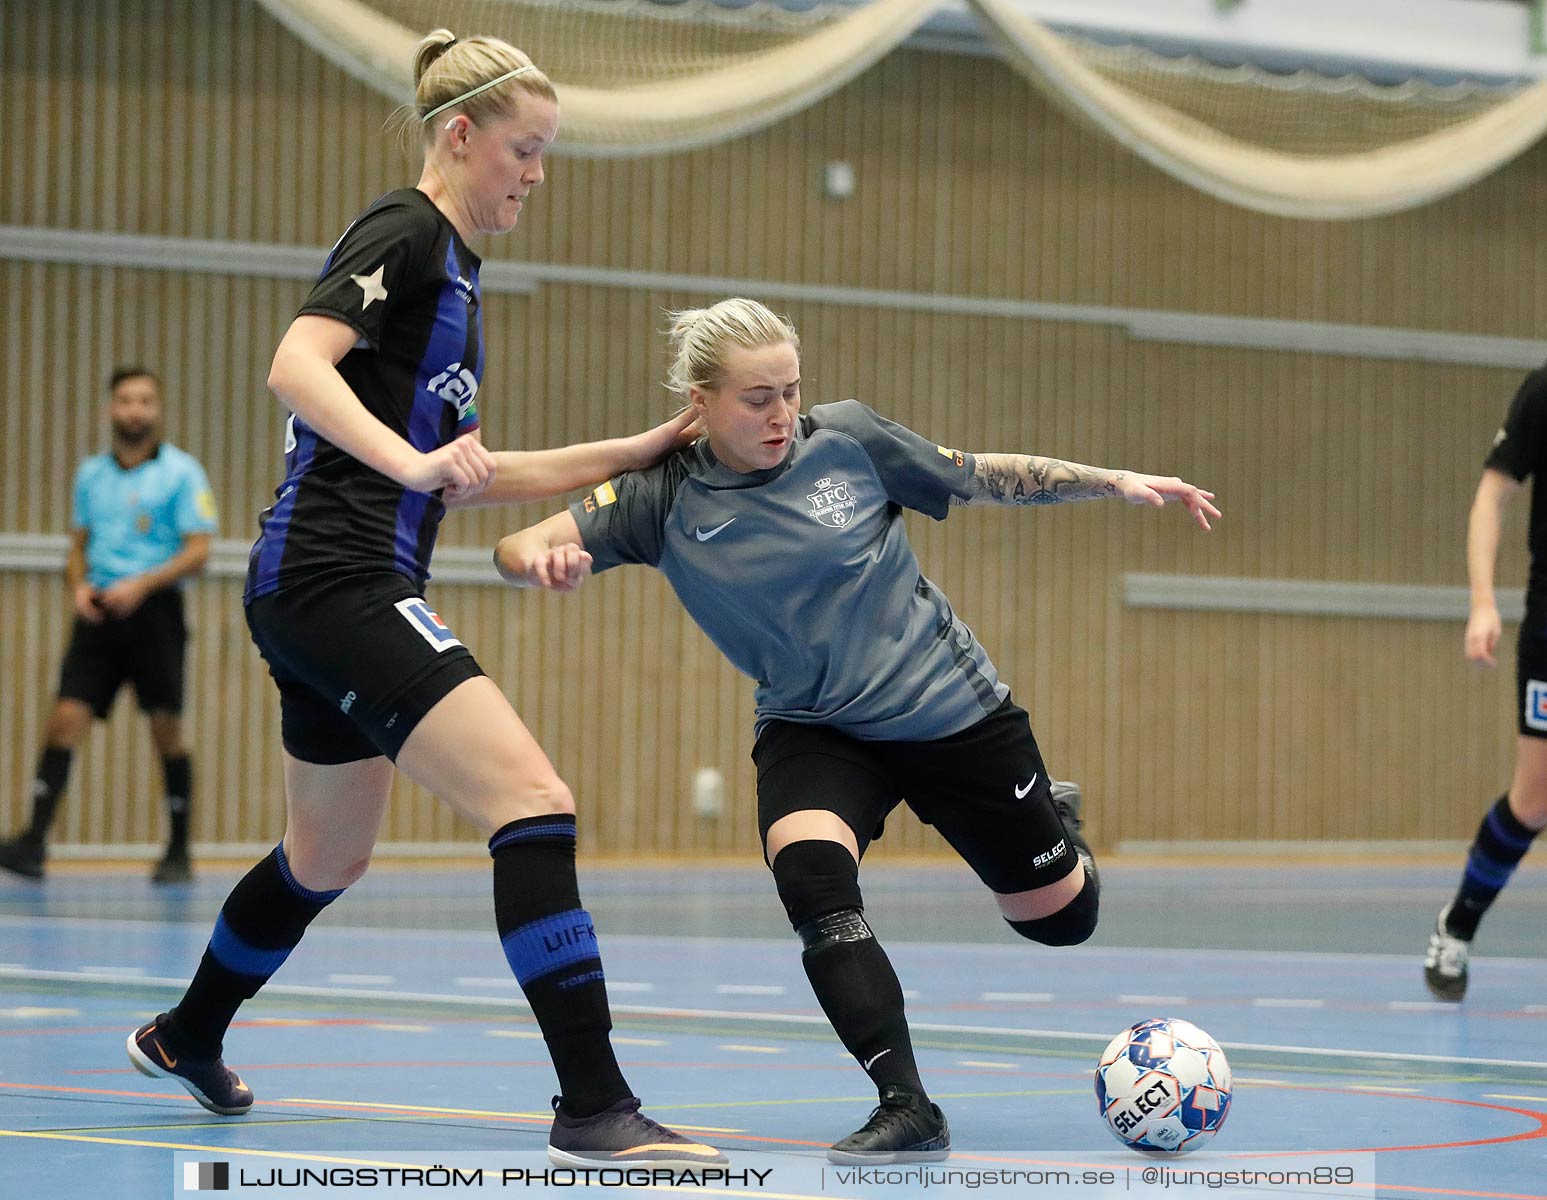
0,0,1536,854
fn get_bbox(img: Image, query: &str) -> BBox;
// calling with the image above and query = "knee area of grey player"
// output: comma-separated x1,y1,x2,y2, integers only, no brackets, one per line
770,838,869,949
1004,866,1099,947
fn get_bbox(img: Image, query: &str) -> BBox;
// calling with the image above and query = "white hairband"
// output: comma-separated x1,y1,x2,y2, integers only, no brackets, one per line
422,64,538,124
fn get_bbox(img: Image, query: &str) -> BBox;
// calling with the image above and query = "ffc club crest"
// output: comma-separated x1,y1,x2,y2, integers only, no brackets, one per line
807,477,857,528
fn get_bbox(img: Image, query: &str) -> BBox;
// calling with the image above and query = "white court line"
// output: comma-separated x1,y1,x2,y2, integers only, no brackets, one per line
606,982,655,993
1388,1001,1459,1011
901,989,921,1000
958,1060,1019,1070
77,965,146,975
5,912,1547,968
3,965,1546,1074
1349,1084,1421,1093
1252,998,1326,1008
718,1044,785,1054
328,974,394,985
715,985,787,996
613,1037,666,1047
1486,1094,1547,1103
982,992,1053,1002
485,1030,543,1039
368,1023,432,1033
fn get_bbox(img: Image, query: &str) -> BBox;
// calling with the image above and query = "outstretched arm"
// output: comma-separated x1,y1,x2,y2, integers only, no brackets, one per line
447,409,698,509
953,453,1220,531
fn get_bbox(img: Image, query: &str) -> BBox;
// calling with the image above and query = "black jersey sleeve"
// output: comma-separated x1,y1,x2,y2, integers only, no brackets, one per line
569,452,691,572
297,194,440,349
1486,368,1547,483
806,399,975,520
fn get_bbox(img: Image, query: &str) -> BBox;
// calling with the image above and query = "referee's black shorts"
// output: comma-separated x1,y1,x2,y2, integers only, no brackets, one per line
752,696,1080,894
245,570,484,765
58,586,188,718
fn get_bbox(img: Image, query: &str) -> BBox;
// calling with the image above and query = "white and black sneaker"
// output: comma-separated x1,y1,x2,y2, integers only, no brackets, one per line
1423,904,1470,1002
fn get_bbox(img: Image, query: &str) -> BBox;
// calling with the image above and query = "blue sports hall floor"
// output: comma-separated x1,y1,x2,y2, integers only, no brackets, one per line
1,857,1544,1198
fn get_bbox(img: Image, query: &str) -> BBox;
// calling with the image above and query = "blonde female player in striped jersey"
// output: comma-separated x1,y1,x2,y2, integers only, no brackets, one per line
124,29,724,1169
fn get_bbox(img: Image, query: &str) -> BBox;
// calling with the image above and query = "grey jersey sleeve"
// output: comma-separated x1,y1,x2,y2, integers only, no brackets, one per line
569,451,690,572
805,399,976,520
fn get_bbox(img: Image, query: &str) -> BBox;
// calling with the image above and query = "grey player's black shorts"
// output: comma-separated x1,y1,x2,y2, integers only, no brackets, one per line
1516,626,1547,739
245,571,484,764
751,696,1081,894
58,587,187,718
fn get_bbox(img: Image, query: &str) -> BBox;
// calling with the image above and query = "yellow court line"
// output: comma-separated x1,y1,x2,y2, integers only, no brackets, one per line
0,1129,430,1168
654,1087,1086,1112
280,1096,743,1134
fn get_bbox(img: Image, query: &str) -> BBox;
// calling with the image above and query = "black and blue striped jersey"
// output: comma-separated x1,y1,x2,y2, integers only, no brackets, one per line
246,188,484,601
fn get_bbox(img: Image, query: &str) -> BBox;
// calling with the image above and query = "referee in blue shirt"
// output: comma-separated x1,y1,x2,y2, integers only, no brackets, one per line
0,367,217,882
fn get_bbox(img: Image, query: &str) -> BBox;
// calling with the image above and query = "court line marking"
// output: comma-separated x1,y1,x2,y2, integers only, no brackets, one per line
3,966,1547,1074
5,912,1547,969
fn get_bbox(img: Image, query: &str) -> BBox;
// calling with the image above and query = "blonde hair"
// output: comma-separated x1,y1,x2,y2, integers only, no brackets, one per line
666,298,800,398
390,29,556,151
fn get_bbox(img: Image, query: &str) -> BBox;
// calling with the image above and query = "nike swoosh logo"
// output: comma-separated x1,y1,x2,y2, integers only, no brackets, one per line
151,1040,176,1070
695,518,737,542
1014,773,1039,800
862,1048,892,1071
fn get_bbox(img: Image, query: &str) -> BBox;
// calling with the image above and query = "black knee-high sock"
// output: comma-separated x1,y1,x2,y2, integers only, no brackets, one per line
23,748,72,844
167,845,343,1056
161,754,191,852
800,909,927,1097
1446,795,1542,940
490,814,629,1117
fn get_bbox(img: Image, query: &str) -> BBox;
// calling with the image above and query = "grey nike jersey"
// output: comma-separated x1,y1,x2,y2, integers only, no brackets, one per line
571,399,1009,740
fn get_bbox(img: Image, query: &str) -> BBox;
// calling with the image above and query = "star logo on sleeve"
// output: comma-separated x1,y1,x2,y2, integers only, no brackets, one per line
351,264,388,310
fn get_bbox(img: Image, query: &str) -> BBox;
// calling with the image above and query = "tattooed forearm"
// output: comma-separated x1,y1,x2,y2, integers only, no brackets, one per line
954,453,1125,507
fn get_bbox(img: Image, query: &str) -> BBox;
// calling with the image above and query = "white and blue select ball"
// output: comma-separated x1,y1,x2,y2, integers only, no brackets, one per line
1095,1017,1233,1153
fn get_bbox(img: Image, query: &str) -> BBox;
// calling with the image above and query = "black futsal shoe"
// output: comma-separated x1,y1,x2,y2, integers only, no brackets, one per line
827,1084,951,1164
1050,779,1099,892
127,1013,254,1115
0,835,45,880
547,1095,729,1167
151,846,193,884
1423,904,1470,1002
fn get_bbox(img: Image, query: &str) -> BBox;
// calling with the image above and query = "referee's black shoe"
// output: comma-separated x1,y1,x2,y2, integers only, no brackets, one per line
151,846,193,884
1050,779,1099,893
0,835,44,880
828,1084,950,1164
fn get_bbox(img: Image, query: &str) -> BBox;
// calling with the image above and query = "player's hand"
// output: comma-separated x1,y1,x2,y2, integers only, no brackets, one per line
403,433,496,499
97,576,150,619
628,407,702,469
1464,603,1502,668
522,543,593,593
73,584,104,624
1116,474,1220,532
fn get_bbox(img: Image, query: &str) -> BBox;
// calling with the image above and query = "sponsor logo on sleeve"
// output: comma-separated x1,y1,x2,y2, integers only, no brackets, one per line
351,264,388,310
937,444,966,467
591,481,617,509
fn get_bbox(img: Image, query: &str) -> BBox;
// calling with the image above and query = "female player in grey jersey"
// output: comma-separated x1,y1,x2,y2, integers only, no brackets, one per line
124,30,724,1169
495,298,1220,1162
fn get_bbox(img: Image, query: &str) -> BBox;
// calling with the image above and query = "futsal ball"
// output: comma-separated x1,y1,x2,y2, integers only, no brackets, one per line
1094,1017,1233,1153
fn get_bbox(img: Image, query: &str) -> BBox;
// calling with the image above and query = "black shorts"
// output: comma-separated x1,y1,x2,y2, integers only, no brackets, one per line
751,697,1079,894
58,587,188,718
1518,626,1547,739
245,572,484,764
